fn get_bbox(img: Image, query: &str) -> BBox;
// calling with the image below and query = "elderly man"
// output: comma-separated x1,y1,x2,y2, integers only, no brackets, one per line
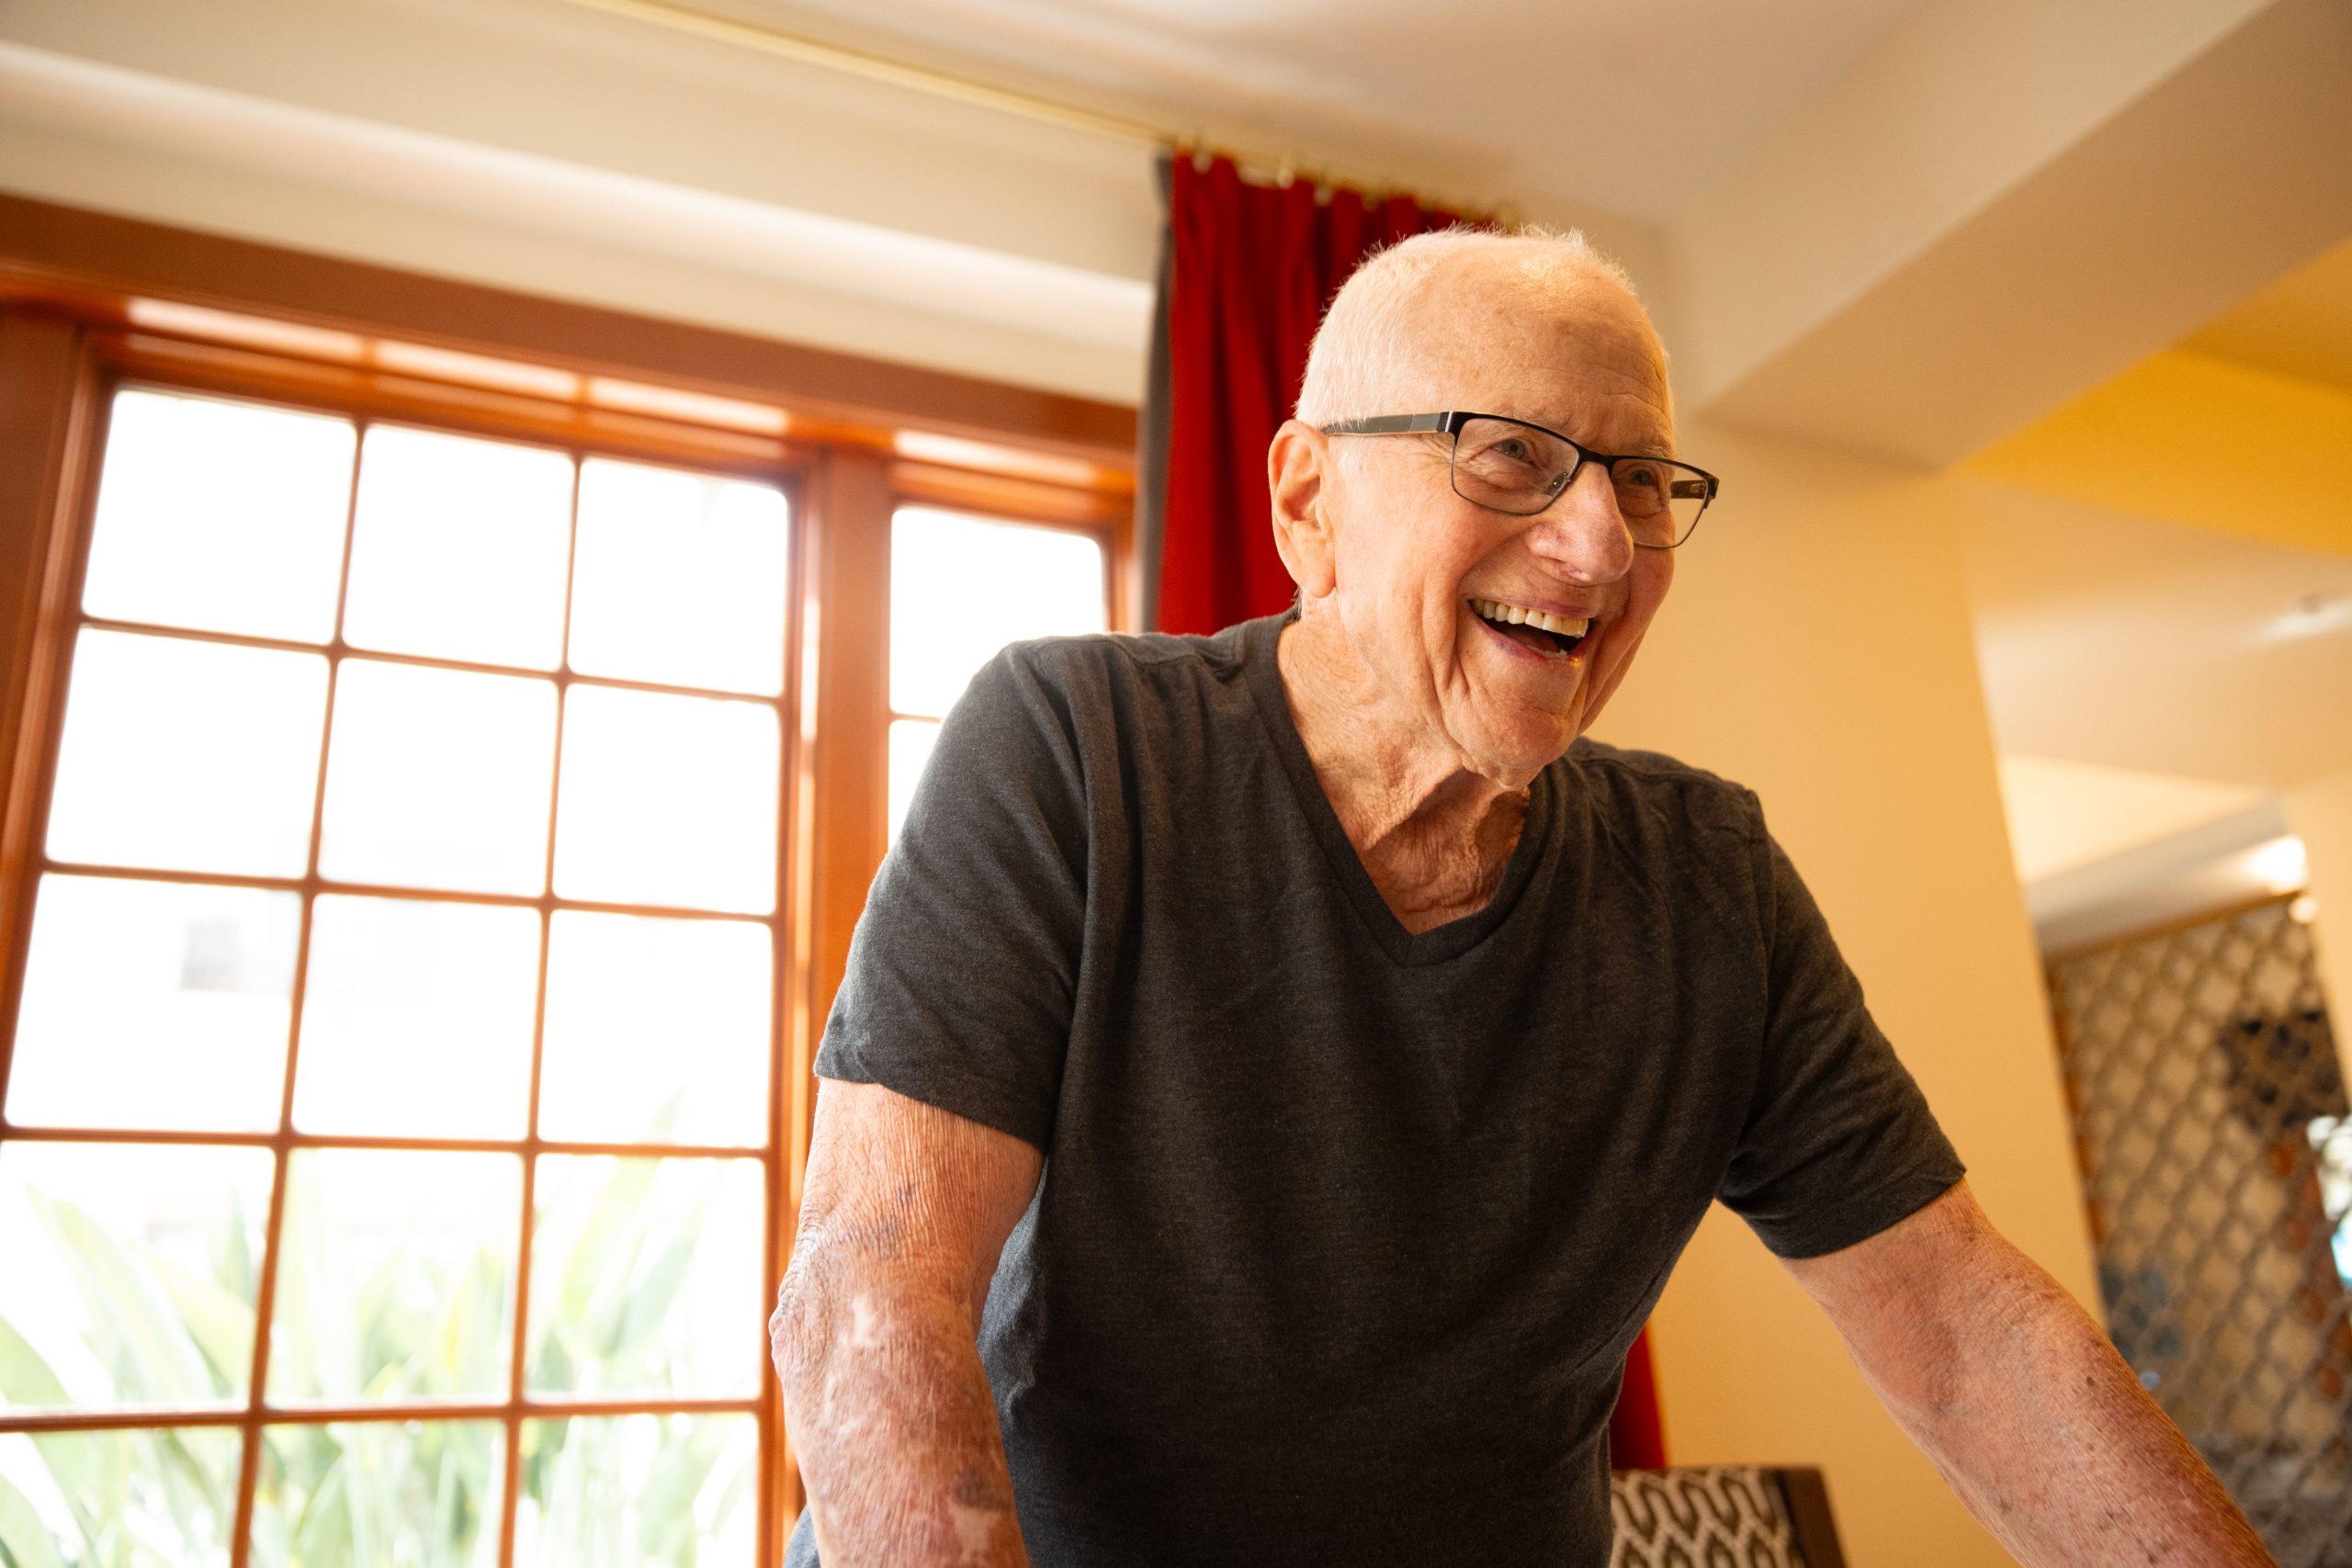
773,229,2270,1567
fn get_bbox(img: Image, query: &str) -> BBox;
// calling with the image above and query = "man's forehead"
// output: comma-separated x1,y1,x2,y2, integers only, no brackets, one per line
1394,270,1674,449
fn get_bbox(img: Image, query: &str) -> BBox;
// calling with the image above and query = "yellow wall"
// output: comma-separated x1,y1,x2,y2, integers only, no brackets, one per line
1590,419,2097,1568
1961,351,2352,558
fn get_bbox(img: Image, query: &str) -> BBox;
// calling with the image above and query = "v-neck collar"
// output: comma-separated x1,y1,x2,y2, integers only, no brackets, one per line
1238,609,1553,968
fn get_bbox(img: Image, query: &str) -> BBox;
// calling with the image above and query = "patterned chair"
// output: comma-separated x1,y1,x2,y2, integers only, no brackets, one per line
1608,1466,1848,1568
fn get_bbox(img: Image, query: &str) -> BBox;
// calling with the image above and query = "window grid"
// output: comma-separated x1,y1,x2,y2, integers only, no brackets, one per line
883,502,1120,728
0,380,797,1568
883,503,1120,851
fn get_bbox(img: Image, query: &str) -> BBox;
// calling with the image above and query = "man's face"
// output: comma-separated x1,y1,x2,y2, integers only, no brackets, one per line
1313,270,1678,783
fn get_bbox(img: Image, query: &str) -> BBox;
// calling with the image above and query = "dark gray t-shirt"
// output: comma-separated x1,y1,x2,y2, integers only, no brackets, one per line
786,610,1962,1568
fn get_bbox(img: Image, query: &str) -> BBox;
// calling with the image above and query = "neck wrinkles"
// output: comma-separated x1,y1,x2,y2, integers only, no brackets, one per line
1276,612,1532,927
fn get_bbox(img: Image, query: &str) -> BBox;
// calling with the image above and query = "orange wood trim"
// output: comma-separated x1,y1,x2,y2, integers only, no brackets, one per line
0,1123,782,1159
771,442,895,1521
892,460,1135,526
226,395,366,1568
496,453,582,1568
0,1395,762,1436
67,609,796,707
0,193,1138,467
100,330,800,478
805,444,896,1079
0,310,96,1111
765,469,820,1541
27,855,784,923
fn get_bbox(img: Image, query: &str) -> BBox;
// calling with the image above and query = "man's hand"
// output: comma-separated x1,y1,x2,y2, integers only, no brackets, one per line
772,1079,1044,1567
1782,1180,2275,1566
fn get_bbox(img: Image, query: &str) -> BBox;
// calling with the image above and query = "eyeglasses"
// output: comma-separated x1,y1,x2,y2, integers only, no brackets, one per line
1317,412,1719,549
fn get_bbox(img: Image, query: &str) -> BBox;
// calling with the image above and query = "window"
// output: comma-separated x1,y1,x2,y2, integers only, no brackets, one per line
0,212,1135,1564
0,385,793,1565
886,506,1110,840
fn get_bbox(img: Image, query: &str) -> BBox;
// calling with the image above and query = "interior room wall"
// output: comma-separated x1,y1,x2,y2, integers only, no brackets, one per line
1589,418,2098,1568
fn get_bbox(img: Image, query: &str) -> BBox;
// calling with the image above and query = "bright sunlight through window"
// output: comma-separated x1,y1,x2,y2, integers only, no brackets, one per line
0,386,786,1568
887,507,1106,840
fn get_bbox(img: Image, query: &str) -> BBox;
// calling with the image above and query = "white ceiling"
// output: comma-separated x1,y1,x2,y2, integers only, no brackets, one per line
1962,479,2352,793
725,0,1928,221
1996,754,2269,885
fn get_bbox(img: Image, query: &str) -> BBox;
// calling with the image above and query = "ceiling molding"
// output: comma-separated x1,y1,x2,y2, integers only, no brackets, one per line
0,42,1152,355
1676,0,2352,468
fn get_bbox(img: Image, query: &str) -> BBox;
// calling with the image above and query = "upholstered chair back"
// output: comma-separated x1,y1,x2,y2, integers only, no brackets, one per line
1607,1466,1847,1568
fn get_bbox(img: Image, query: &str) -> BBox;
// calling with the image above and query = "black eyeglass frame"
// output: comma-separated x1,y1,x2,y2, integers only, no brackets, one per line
1317,411,1720,549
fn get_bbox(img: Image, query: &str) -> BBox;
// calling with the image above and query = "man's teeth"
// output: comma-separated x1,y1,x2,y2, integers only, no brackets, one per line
1470,598,1591,638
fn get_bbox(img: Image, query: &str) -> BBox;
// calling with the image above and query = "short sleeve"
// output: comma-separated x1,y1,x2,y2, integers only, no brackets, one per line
813,646,1090,1152
1715,820,1966,1258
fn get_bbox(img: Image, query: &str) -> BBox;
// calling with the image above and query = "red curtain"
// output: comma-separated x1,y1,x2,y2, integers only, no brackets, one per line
1157,154,1464,636
1610,1327,1668,1470
1149,152,1668,1470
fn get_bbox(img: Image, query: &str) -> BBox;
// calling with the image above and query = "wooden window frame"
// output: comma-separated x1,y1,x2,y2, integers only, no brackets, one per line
0,192,1137,1562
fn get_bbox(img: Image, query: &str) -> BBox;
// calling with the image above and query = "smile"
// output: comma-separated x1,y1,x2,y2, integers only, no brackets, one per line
1468,597,1591,660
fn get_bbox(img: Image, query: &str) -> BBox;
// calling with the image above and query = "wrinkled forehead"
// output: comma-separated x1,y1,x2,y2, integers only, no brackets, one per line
1387,262,1673,451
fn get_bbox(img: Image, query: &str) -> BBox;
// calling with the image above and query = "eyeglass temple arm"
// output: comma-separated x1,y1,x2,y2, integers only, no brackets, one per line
1316,412,1462,435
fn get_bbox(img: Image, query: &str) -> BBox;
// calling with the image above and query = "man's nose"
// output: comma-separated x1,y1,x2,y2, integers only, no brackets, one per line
1524,463,1634,582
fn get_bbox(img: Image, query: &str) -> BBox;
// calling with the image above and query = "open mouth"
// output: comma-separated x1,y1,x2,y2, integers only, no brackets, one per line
1469,597,1591,660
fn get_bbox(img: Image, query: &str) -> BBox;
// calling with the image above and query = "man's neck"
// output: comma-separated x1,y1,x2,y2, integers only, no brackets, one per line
1276,612,1532,932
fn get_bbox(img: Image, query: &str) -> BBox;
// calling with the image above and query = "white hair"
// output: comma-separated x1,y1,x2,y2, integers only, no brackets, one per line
1293,224,1652,426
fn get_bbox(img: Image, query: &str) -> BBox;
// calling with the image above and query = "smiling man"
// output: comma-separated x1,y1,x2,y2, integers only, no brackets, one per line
773,230,2272,1568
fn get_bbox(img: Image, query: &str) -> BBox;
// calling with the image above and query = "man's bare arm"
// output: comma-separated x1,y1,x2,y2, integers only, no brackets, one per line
771,1079,1045,1567
1781,1180,2273,1566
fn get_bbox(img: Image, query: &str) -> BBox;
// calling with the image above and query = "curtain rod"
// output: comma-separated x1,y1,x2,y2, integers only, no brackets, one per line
543,0,1505,218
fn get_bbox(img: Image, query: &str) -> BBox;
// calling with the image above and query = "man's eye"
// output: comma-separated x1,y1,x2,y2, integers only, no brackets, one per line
1612,466,1669,514
1485,437,1537,465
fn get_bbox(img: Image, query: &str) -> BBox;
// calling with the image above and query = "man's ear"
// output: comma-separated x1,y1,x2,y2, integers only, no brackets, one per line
1268,420,1337,600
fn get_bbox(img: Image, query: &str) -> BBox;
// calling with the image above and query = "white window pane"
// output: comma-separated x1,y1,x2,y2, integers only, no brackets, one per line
538,911,772,1146
514,1414,754,1568
318,660,557,895
47,628,328,877
551,685,778,914
6,874,299,1133
0,1141,273,1410
2,1427,243,1568
568,458,789,695
250,1420,503,1568
293,897,540,1140
889,509,1105,718
887,718,940,845
266,1150,521,1403
524,1156,763,1397
341,425,573,670
82,389,354,645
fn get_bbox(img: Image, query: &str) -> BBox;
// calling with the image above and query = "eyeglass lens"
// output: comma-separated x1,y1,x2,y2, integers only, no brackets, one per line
1450,416,1708,546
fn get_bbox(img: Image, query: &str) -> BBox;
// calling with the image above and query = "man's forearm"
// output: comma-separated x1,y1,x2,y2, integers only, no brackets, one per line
774,1260,1028,1568
1869,1246,2272,1567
